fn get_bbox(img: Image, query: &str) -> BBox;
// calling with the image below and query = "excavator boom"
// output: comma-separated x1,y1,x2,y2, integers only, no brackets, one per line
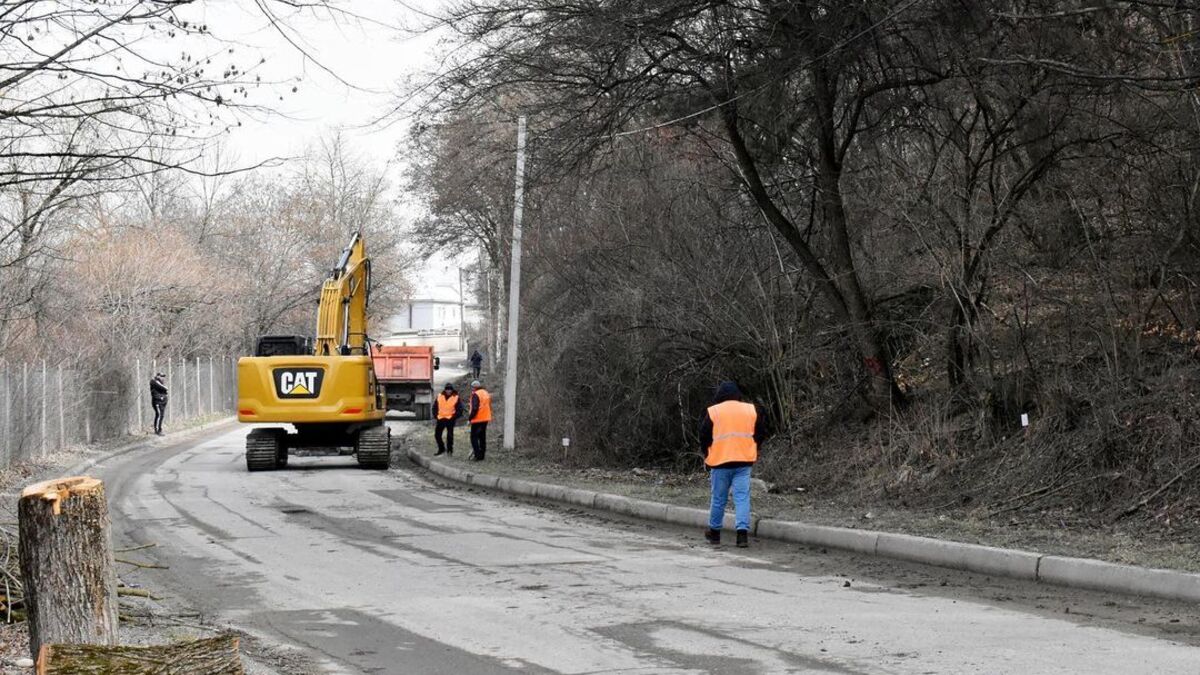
314,233,371,357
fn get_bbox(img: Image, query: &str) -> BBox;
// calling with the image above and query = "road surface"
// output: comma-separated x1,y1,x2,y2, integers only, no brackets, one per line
95,422,1200,674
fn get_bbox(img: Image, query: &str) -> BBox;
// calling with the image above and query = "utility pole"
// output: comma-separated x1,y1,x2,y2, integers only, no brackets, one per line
503,116,527,452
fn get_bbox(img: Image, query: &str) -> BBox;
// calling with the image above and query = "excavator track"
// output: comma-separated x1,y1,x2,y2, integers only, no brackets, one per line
356,425,391,469
246,428,285,471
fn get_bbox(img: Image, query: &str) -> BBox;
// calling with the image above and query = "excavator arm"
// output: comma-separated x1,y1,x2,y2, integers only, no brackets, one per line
314,232,372,357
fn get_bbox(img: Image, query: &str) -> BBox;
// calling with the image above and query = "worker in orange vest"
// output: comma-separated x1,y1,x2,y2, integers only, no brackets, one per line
433,383,461,456
699,381,766,548
468,380,492,461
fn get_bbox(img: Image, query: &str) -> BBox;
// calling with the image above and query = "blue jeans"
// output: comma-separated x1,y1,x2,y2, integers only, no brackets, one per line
709,465,752,531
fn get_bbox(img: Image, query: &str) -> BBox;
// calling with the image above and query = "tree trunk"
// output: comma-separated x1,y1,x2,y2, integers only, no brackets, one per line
946,298,976,390
18,476,119,661
810,64,901,410
37,635,243,674
493,259,507,372
719,71,902,411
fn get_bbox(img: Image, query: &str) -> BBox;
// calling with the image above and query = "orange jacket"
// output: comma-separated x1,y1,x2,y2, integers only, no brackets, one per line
704,400,758,467
436,393,460,420
470,389,492,423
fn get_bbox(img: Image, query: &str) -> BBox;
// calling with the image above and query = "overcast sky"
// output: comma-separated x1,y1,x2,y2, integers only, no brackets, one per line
203,0,445,167
194,0,468,300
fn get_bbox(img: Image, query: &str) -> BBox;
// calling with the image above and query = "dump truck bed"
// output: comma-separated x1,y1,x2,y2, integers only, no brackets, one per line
372,346,435,383
372,346,437,419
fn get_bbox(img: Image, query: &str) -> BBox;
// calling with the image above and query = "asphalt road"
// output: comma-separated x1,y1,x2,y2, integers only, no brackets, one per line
94,422,1200,674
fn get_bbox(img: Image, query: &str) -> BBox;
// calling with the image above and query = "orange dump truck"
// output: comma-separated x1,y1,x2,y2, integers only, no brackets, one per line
371,345,440,419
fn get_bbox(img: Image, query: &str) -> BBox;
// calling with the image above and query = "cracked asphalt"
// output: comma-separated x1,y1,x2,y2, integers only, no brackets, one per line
92,421,1200,674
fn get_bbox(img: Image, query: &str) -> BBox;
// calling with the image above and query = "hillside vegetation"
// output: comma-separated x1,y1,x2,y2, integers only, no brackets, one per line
409,1,1200,534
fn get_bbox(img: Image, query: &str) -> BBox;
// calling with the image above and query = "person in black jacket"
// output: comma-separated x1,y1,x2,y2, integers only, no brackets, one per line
467,380,492,461
150,372,169,435
469,350,484,379
433,383,462,456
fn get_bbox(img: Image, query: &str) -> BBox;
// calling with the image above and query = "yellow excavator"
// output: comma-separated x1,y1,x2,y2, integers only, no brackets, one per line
235,232,390,470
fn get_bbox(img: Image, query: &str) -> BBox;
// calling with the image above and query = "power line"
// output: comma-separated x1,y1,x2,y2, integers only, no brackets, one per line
564,0,927,142
387,0,925,144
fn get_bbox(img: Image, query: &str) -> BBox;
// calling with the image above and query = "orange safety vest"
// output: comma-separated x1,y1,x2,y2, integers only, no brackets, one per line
471,389,492,423
705,400,758,467
436,393,460,420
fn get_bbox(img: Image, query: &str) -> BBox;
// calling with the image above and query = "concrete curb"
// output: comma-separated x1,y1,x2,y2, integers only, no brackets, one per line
1038,555,1200,603
757,520,879,556
875,532,1041,580
406,446,1200,604
65,417,238,477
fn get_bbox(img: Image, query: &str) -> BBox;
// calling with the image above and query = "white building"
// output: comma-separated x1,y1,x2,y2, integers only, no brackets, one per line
392,298,463,332
381,256,489,353
380,284,467,352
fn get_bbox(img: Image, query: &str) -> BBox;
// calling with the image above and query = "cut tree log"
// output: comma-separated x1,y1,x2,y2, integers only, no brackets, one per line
18,476,119,660
36,634,243,674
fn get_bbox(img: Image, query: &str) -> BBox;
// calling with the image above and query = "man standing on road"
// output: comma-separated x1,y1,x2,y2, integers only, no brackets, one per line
469,350,484,379
150,372,169,436
699,381,766,548
434,383,461,456
468,380,492,461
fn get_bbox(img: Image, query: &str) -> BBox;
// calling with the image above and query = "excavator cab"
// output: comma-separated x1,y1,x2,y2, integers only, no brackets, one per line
254,335,312,357
236,233,390,471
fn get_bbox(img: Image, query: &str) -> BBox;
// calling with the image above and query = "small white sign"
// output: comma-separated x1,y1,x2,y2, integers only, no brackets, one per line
562,437,571,448
1020,413,1030,427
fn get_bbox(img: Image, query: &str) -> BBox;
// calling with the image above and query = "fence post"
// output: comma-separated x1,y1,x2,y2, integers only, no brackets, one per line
196,356,202,417
166,358,173,424
22,362,28,461
208,356,214,416
5,361,13,466
135,359,143,433
1,361,8,466
127,360,134,436
40,361,46,456
181,358,188,421
57,366,64,451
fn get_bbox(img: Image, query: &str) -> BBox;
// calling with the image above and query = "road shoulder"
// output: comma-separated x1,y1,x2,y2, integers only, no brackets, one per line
404,442,1200,605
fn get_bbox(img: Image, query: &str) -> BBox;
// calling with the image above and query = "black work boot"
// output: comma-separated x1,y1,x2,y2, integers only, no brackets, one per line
736,530,749,548
704,528,721,546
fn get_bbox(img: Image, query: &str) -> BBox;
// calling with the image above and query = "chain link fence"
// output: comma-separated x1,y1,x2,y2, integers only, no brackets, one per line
0,356,239,468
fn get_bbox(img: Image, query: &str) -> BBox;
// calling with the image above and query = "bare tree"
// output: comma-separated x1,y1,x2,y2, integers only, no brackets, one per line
405,109,518,366
0,0,346,349
418,0,964,410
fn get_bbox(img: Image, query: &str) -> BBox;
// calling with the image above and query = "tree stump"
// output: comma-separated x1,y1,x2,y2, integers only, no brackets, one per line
36,635,243,674
18,476,119,660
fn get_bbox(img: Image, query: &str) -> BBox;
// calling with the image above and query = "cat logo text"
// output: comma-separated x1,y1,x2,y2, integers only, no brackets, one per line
273,369,324,399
